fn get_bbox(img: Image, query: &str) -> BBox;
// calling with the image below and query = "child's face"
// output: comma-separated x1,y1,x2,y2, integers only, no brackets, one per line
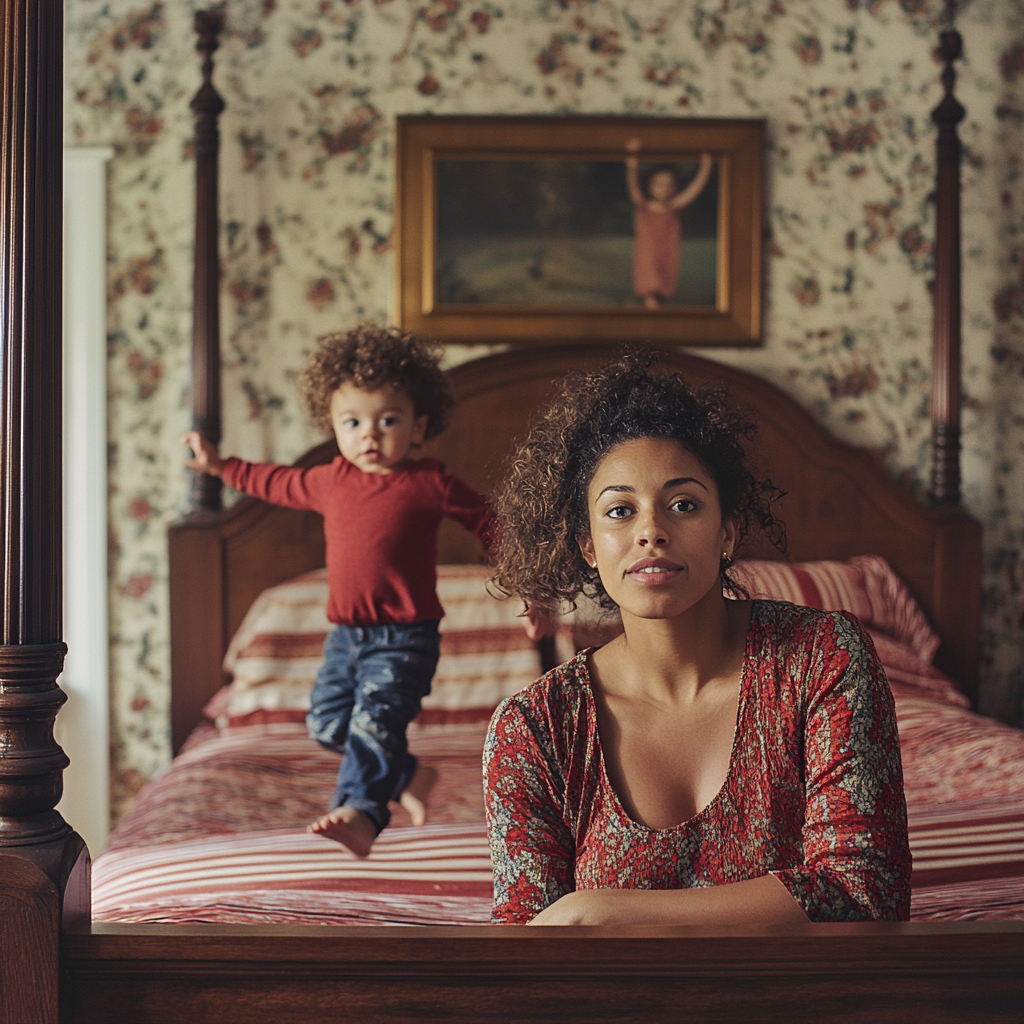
648,169,678,203
330,381,428,474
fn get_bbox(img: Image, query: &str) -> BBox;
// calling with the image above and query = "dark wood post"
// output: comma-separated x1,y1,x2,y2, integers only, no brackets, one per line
0,3,90,1023
189,9,226,512
924,5,981,703
930,22,965,506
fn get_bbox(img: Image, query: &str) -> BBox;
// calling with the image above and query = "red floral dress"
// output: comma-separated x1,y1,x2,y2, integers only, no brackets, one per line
633,206,681,300
483,601,911,924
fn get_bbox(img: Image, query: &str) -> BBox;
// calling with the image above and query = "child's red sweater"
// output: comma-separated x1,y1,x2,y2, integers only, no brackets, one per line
220,455,491,626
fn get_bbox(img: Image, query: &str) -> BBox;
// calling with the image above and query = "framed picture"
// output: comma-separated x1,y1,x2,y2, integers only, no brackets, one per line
395,115,764,347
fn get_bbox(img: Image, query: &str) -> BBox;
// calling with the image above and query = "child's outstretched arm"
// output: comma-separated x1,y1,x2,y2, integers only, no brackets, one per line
624,137,645,208
182,430,224,477
669,152,713,210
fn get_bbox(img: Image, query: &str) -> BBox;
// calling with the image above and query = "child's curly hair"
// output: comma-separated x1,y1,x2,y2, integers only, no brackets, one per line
302,323,453,439
491,350,785,612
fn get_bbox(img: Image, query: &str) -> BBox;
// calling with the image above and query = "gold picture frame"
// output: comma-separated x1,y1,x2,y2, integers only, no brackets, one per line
395,115,764,347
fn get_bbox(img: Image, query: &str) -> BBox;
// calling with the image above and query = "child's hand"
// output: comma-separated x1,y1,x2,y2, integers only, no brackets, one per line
625,137,642,154
521,604,555,641
182,430,224,477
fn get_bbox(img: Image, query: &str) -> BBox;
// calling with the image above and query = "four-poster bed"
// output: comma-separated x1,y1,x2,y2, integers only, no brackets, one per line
0,4,1022,1022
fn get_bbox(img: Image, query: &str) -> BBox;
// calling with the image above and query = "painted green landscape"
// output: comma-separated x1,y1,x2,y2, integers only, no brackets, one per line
434,158,718,308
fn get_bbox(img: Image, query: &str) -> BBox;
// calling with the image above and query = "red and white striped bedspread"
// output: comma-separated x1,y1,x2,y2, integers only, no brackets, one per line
93,691,1023,926
894,684,1024,920
92,825,493,926
94,722,494,926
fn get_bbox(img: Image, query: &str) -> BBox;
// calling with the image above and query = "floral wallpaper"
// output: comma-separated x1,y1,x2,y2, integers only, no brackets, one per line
64,0,1024,823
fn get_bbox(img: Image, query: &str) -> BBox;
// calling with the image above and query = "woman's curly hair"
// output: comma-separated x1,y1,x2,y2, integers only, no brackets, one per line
491,350,785,612
302,323,453,439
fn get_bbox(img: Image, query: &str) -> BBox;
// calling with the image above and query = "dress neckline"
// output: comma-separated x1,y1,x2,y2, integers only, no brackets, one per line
578,600,759,834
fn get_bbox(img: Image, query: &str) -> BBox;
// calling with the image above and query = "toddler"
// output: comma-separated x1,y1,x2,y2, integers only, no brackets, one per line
185,324,519,858
625,138,713,309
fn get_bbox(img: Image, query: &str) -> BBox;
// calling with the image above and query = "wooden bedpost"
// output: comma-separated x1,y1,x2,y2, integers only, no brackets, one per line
189,9,226,512
925,5,982,703
930,7,965,506
169,10,229,753
0,3,90,1023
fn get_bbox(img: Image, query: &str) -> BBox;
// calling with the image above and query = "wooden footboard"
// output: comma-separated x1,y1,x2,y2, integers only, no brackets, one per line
61,922,1024,1023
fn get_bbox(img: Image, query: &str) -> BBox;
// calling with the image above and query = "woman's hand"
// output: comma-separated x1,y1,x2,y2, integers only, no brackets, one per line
527,877,810,927
528,890,617,926
182,430,224,476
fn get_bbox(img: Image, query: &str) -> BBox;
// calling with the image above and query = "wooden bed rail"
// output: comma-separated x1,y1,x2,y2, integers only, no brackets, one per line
60,920,1024,1022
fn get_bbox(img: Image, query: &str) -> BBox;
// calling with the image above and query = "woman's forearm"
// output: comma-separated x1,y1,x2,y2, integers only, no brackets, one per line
528,873,809,927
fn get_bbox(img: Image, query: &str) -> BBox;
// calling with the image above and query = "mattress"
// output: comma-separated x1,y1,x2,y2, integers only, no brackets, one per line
93,689,1024,925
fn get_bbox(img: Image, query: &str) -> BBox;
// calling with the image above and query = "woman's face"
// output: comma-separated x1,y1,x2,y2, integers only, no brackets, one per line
577,437,736,622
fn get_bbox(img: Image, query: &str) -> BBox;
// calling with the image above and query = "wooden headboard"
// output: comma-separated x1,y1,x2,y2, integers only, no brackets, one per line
169,343,981,752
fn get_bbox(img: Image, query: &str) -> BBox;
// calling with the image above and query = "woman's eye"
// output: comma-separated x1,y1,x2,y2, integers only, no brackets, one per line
606,505,633,519
671,498,697,513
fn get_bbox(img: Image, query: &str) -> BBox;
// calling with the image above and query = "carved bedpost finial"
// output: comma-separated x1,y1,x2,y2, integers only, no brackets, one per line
929,7,965,507
190,9,227,513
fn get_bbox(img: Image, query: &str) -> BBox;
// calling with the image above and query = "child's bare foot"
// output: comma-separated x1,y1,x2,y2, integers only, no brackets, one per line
307,806,376,858
399,764,437,827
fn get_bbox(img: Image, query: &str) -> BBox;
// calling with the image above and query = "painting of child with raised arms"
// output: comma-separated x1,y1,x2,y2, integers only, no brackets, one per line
625,138,714,309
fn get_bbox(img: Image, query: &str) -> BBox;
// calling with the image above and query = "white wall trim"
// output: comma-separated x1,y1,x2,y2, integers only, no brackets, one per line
58,146,114,857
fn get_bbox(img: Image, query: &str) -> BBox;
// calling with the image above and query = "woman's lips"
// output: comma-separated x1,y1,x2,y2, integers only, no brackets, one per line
625,559,683,584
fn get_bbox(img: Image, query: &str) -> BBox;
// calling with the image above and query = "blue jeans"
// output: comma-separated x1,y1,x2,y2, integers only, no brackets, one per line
306,620,440,835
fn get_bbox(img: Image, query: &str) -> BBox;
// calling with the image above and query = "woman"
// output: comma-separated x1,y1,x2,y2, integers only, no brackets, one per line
485,353,911,926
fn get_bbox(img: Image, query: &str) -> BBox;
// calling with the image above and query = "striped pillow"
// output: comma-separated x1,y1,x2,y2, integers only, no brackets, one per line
211,565,540,728
731,555,940,662
560,555,940,667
